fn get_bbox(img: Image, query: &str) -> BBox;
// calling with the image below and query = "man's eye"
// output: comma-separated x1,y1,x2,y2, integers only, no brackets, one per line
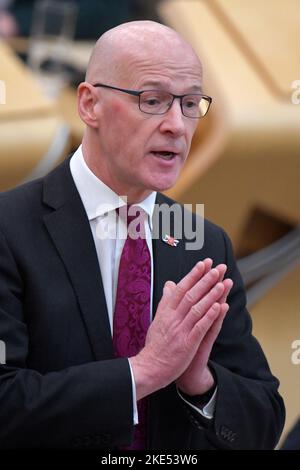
184,100,197,108
144,98,161,106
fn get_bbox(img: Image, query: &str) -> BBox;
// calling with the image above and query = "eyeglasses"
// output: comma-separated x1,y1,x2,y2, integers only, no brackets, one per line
92,83,212,119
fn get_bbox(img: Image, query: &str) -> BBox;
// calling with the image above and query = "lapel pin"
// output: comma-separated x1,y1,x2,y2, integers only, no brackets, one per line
162,234,179,247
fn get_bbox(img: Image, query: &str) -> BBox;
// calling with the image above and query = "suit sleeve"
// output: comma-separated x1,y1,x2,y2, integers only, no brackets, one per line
192,228,285,449
0,228,134,449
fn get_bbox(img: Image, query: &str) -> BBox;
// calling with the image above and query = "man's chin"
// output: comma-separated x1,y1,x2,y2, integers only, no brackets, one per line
146,172,181,193
146,181,175,194
155,178,180,192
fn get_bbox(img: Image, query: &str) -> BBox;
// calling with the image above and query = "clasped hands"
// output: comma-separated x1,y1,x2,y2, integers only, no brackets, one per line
130,258,233,401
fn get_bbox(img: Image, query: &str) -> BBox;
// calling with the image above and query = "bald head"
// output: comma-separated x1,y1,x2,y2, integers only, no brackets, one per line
85,20,202,86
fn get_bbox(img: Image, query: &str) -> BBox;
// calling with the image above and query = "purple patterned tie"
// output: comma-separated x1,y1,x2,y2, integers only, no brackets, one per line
113,206,151,450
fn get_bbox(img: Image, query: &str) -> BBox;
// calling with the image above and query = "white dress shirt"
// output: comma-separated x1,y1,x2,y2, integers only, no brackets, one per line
70,145,216,422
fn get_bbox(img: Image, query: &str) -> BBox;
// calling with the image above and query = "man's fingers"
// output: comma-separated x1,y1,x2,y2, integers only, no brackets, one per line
188,302,221,345
192,282,225,318
220,302,230,317
177,265,227,317
219,278,233,303
203,258,213,274
182,281,225,332
200,302,229,352
157,280,177,310
186,302,229,364
168,260,209,309
216,264,227,282
157,261,231,335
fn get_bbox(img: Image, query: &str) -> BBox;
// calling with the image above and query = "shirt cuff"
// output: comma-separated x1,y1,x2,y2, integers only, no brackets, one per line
177,386,217,420
128,359,139,425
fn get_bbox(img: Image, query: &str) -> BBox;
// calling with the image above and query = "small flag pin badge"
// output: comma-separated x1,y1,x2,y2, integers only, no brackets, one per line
162,234,179,247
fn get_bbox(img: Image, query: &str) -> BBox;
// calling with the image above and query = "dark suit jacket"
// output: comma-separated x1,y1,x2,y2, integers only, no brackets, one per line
0,158,285,449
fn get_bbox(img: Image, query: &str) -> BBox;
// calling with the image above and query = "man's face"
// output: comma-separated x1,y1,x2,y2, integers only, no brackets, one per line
91,45,202,201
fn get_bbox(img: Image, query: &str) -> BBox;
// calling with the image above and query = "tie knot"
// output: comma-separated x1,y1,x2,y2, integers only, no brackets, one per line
117,205,147,238
118,205,146,224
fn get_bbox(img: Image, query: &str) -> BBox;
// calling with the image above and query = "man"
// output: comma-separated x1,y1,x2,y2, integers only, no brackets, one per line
0,21,284,449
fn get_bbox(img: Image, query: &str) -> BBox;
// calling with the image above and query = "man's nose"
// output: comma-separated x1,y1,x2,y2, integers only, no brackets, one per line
159,98,186,136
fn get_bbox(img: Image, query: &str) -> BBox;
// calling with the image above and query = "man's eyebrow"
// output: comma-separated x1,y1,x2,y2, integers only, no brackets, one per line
140,80,203,93
187,85,203,93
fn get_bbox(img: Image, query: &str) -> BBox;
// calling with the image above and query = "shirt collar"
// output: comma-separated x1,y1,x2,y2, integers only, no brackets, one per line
70,145,156,230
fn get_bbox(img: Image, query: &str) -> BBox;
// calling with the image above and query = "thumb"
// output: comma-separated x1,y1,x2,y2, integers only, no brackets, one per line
164,280,176,292
158,280,176,309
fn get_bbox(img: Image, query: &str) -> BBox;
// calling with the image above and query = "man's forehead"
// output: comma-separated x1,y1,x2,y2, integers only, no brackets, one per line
87,21,202,84
136,78,203,94
126,33,201,68
120,52,203,91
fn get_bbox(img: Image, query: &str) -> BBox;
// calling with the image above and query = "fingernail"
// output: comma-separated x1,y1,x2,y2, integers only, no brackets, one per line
215,282,224,290
218,264,227,271
223,303,230,313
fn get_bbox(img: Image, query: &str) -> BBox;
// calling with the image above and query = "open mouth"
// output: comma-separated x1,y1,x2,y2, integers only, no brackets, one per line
151,151,176,161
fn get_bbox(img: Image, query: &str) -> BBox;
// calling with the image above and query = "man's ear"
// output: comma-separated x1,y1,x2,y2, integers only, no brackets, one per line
77,82,99,128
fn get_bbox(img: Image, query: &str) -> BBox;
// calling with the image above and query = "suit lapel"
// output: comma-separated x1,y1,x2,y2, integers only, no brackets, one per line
42,159,113,360
152,194,184,314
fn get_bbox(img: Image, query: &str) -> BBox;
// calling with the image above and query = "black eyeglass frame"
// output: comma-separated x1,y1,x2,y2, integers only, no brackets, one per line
92,83,212,119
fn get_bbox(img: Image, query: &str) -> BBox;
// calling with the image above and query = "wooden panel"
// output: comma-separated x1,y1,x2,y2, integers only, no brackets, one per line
0,40,53,118
0,41,70,190
213,0,300,97
251,265,300,445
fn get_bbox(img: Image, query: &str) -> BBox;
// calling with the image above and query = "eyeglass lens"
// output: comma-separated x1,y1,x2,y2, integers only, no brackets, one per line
139,90,210,117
